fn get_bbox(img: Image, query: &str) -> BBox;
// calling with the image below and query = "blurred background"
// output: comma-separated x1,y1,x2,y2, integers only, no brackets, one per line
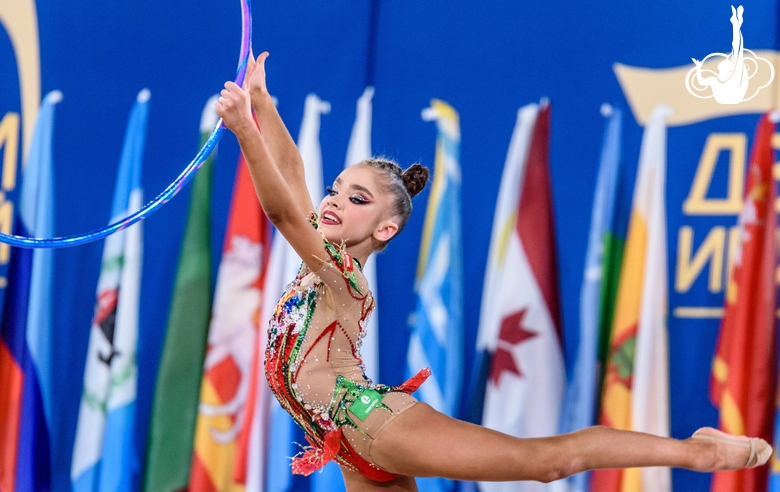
1,0,779,491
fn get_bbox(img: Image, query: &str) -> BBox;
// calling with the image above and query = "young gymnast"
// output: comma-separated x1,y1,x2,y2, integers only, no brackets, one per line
214,51,772,491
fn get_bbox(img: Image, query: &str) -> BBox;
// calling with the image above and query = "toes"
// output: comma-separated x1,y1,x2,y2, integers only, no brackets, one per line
751,439,772,467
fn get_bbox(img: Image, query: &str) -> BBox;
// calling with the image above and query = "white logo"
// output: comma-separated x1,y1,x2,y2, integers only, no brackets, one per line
360,395,371,405
685,5,774,104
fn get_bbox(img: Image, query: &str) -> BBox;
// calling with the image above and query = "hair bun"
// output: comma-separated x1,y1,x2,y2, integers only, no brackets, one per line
401,164,430,197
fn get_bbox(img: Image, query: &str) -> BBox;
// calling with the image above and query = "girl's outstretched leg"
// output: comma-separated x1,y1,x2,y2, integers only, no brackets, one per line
368,403,769,483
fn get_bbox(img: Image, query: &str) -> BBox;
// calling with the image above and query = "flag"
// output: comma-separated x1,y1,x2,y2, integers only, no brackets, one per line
591,105,673,492
143,95,219,491
231,109,276,492
711,113,777,492
229,124,274,491
188,143,271,491
71,89,148,492
467,103,539,428
558,105,622,492
343,86,378,384
407,99,463,492
0,89,60,492
476,102,566,492
308,86,377,492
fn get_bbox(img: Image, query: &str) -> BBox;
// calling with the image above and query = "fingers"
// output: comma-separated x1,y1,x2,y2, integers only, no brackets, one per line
245,52,270,96
224,81,243,92
245,47,256,85
215,80,253,130
248,50,256,71
257,51,270,66
217,82,246,108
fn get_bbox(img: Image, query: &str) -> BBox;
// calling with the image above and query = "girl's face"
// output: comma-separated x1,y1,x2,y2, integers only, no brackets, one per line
317,165,398,249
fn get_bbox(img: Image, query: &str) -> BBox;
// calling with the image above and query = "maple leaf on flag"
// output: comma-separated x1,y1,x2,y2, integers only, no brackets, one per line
488,308,537,386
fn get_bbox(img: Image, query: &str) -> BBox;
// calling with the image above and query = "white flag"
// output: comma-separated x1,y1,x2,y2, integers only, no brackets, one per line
344,86,378,383
631,105,672,492
262,94,330,492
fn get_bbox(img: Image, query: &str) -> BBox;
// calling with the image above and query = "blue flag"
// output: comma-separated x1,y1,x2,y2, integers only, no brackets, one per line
0,89,60,492
771,373,780,491
557,106,622,492
773,221,780,490
407,99,463,492
71,89,148,492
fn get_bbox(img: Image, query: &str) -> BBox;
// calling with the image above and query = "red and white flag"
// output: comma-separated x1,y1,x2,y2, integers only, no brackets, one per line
478,102,565,492
189,151,272,492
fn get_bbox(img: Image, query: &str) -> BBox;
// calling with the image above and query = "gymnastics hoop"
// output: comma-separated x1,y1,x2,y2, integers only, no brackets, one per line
0,0,252,248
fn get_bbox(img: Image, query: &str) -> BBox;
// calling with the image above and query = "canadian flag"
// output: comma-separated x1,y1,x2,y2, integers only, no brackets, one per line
478,102,565,492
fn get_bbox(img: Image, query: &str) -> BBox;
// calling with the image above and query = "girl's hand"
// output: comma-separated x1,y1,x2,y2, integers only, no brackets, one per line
215,81,253,133
246,51,271,102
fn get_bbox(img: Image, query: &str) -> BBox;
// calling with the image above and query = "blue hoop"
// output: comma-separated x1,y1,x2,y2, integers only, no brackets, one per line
0,0,252,248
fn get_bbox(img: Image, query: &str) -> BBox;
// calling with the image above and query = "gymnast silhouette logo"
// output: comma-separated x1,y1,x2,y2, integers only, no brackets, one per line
685,5,774,104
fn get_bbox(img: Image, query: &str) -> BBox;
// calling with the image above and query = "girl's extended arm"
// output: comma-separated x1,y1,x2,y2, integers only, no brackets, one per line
247,52,316,218
216,80,326,272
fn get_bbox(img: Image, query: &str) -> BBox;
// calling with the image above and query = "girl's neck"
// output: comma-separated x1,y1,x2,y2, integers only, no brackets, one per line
349,250,370,271
344,243,371,271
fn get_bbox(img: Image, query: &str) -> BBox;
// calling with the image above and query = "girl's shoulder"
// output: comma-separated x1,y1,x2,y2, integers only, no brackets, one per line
307,212,370,299
320,241,368,298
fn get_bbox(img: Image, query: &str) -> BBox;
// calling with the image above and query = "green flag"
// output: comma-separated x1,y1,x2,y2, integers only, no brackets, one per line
143,95,218,491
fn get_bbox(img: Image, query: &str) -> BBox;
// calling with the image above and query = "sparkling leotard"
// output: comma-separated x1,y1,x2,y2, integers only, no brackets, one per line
264,218,430,481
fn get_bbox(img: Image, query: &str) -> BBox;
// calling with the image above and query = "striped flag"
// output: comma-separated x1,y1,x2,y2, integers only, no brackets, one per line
0,89,60,492
477,102,566,492
558,105,622,492
591,105,673,492
71,89,148,492
143,95,219,491
711,114,777,492
408,99,463,492
264,93,330,492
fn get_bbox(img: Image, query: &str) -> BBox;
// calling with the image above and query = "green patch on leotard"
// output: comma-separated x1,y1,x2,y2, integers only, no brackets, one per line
349,389,385,421
329,375,392,437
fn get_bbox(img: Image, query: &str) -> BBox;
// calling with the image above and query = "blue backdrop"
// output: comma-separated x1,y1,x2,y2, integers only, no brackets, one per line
1,1,778,490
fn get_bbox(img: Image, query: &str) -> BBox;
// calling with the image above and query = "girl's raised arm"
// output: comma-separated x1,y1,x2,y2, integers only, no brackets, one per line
216,80,327,273
246,52,316,218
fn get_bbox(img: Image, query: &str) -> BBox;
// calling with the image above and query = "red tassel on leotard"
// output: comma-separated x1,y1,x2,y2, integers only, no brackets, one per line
291,428,343,476
396,367,432,394
290,368,432,477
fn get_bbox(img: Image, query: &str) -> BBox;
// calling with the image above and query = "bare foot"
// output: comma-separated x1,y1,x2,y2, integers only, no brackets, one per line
690,427,771,471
